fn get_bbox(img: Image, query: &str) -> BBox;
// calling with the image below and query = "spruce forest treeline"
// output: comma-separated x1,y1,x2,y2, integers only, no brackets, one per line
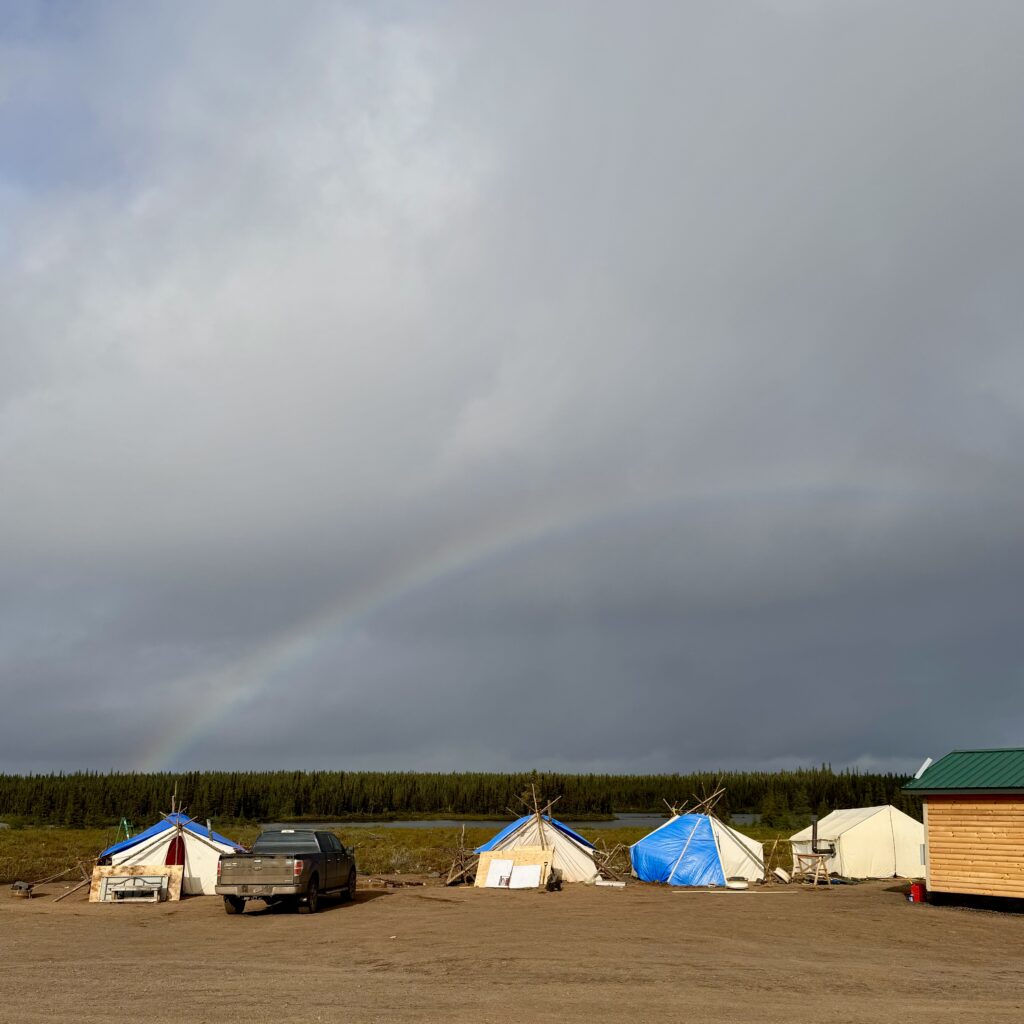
0,768,921,827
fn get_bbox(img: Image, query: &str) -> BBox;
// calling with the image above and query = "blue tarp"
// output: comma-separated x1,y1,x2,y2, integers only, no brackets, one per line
99,812,245,859
629,814,726,886
475,814,596,853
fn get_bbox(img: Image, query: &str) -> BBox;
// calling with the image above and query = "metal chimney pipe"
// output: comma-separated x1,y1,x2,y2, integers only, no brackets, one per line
811,814,835,856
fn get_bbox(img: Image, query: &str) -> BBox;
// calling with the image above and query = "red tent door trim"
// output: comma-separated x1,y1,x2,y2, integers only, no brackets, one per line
165,834,186,866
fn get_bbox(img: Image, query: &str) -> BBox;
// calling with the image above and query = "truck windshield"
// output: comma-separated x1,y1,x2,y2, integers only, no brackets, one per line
251,832,321,854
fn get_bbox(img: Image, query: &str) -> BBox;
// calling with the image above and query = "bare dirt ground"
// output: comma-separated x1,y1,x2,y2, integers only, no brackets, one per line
3,879,1023,1024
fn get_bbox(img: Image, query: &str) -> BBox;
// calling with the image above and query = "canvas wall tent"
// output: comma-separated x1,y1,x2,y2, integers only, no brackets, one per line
789,805,924,879
98,813,246,895
630,814,766,886
475,814,599,883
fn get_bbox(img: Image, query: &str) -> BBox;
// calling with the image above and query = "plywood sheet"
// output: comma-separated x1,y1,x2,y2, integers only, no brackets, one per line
482,858,514,888
90,864,183,903
475,847,551,888
508,864,543,888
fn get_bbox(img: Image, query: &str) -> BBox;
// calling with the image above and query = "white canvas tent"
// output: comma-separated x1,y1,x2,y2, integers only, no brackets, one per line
98,813,245,895
475,814,599,883
789,805,924,878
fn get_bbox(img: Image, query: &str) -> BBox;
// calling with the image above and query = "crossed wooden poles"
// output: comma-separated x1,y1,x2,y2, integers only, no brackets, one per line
444,784,631,885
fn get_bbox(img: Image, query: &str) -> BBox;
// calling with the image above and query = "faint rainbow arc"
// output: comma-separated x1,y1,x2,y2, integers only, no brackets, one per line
138,501,605,770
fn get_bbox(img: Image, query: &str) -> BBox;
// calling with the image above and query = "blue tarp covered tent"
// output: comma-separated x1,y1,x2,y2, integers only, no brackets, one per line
630,813,765,886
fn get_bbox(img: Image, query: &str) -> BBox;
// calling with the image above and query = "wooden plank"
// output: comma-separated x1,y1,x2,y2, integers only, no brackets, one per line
931,879,1024,892
931,850,1024,860
930,829,1024,835
928,818,1024,826
929,844,1024,851
930,834,1024,840
930,843,1024,850
928,814,1024,820
931,806,1024,812
929,815,1024,820
929,841,1024,850
930,860,1024,871
931,885,1024,898
932,872,1024,883
929,823,1024,831
931,868,1023,875
931,867,1024,880
928,828,1024,835
931,866,1024,872
930,850,1024,861
931,872,1024,881
931,864,1024,873
928,821,1024,829
928,822,1024,829
935,832,1010,846
931,845,1024,852
929,822,1024,827
928,808,1024,816
932,872,1024,880
931,876,1024,887
932,884,1024,893
928,800,1024,806
928,813,1024,820
927,795,1024,803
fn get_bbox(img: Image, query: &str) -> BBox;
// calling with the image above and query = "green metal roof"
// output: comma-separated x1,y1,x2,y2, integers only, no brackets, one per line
904,749,1024,793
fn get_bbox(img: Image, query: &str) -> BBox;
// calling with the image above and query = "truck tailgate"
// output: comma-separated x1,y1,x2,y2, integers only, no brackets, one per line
219,854,296,886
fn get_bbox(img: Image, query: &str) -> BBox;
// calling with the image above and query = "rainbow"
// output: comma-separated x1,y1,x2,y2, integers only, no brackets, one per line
136,493,646,770
136,468,874,770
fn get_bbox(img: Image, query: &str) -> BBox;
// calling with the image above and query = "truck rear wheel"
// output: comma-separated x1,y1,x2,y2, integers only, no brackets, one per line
223,896,245,915
299,876,319,914
342,870,356,902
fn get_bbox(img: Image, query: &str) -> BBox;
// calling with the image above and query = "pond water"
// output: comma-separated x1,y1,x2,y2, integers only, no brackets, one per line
263,811,760,832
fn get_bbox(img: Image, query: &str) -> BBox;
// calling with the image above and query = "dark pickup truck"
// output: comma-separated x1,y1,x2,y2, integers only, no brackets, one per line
216,828,356,915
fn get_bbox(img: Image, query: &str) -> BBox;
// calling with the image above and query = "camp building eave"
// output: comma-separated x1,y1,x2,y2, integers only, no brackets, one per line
905,788,1024,796
903,748,1024,794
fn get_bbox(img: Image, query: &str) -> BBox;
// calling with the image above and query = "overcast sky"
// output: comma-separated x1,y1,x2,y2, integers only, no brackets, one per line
2,1,1023,776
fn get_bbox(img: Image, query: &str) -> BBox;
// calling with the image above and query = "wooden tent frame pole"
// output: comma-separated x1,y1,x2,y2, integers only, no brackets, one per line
665,818,702,885
159,812,233,856
533,785,546,851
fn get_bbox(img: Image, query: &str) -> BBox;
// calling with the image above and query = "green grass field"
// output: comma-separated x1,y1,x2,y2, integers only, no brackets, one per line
0,822,795,885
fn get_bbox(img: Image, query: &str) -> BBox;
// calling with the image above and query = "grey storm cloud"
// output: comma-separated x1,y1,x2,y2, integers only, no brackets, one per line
2,1,1023,774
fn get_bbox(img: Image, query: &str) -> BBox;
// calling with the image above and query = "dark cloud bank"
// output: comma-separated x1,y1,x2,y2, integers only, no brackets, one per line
2,1,1023,774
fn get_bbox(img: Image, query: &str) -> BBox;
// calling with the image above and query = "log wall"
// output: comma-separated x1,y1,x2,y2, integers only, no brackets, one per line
925,796,1024,898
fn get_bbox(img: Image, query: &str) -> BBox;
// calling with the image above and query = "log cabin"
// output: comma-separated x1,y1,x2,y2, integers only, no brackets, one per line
904,748,1024,899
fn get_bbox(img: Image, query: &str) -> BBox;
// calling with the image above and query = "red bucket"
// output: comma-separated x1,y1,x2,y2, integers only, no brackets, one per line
909,882,926,903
